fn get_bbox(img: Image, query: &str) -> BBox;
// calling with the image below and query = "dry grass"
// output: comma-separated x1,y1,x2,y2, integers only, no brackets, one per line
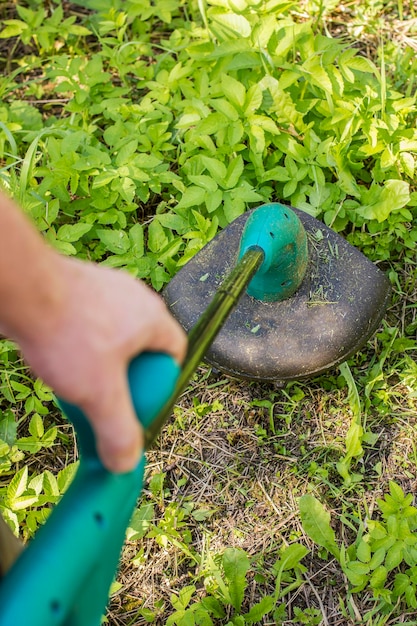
105,344,417,624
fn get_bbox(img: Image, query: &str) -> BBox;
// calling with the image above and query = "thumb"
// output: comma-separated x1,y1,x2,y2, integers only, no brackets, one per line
85,372,144,473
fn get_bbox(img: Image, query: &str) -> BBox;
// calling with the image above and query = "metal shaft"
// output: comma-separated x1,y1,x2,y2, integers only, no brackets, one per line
144,246,264,448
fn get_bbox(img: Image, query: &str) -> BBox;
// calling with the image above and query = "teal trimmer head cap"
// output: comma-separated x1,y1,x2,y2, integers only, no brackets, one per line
163,203,391,382
238,204,308,302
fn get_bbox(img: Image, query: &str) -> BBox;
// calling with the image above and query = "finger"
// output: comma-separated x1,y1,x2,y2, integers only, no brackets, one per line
84,372,144,473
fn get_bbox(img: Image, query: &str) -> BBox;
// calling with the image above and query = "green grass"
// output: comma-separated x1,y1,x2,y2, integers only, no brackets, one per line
0,0,417,623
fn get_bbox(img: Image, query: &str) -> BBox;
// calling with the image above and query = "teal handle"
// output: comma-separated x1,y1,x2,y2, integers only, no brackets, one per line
0,352,180,626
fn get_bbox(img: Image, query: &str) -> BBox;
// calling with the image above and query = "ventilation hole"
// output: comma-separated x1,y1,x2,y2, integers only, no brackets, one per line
94,512,105,527
284,212,289,219
281,280,291,287
50,600,61,615
269,231,275,238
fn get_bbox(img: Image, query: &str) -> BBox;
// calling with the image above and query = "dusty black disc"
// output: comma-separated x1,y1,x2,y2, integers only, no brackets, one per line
163,207,391,381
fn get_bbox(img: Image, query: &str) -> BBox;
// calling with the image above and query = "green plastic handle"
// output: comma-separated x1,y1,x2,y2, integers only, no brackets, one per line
0,352,180,626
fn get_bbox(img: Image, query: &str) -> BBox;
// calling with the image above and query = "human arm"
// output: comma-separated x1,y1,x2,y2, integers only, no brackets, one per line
0,191,187,472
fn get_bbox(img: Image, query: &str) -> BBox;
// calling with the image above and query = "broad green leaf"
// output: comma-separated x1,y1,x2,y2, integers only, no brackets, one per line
11,495,39,511
244,595,275,623
205,189,223,213
211,98,239,121
262,166,290,183
115,140,138,166
356,540,371,563
158,239,183,264
10,381,31,398
129,223,144,257
250,115,280,135
118,177,136,203
0,410,17,446
29,413,44,439
68,24,91,36
222,547,250,611
389,481,406,503
227,120,244,145
328,144,361,198
369,547,386,570
358,180,410,222
228,0,249,11
221,74,246,109
57,462,78,494
344,421,364,460
370,565,388,589
57,223,92,243
33,378,53,402
157,213,187,232
177,585,196,610
103,121,126,147
244,84,263,115
196,113,229,136
406,585,417,609
16,437,42,453
256,13,277,47
109,581,123,596
274,135,307,162
385,542,404,571
249,125,265,153
346,561,371,575
394,572,410,596
305,62,333,93
97,229,130,254
91,170,118,189
201,596,225,618
176,113,201,129
176,186,206,210
224,156,244,189
126,503,155,541
299,494,340,559
0,20,28,38
7,466,29,502
278,543,310,571
223,194,245,222
29,473,44,495
347,56,377,74
223,547,250,581
41,426,57,448
188,175,218,194
201,156,228,184
274,23,301,59
211,12,251,38
43,470,60,497
133,154,162,169
60,130,87,154
148,219,169,253
400,152,415,178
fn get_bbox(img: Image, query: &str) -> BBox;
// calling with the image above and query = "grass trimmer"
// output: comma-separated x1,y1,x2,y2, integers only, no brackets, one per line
0,203,390,626
164,203,390,381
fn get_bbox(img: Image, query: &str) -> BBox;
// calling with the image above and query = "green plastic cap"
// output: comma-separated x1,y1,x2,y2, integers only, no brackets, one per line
238,203,309,302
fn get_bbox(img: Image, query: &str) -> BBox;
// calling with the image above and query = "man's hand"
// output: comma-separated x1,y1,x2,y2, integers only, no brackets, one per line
0,192,187,473
19,257,187,472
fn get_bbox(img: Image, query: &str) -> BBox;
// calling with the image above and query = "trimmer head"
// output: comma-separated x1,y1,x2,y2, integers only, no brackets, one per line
164,204,390,382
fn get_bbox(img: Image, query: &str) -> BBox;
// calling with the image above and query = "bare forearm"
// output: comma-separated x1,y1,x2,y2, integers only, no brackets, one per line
0,192,62,343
